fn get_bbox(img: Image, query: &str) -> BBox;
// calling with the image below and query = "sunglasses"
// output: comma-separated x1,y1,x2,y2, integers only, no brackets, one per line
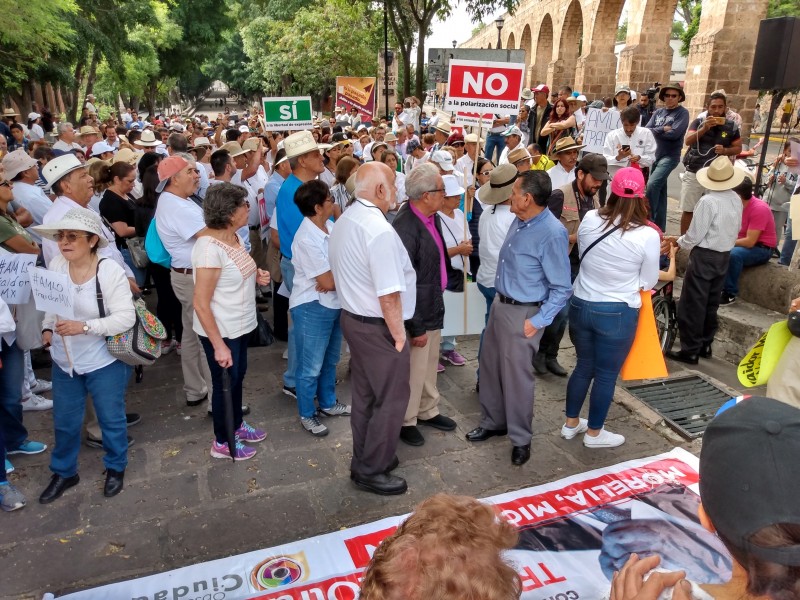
479,170,492,176
54,232,91,243
663,93,680,98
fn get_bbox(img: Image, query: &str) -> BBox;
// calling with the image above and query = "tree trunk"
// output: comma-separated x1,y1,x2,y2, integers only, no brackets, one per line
84,48,101,102
415,23,427,101
8,81,33,117
68,59,86,124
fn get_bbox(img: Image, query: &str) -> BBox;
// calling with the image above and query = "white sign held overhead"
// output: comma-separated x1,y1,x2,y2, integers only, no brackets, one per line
445,59,526,116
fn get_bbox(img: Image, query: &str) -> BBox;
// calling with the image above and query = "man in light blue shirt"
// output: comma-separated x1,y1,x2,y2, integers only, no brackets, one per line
466,170,572,466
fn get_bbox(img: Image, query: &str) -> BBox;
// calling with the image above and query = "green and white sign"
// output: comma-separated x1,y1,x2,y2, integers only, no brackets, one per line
261,96,313,129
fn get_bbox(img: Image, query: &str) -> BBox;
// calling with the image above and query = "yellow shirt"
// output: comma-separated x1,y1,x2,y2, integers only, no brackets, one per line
784,102,794,115
530,155,555,171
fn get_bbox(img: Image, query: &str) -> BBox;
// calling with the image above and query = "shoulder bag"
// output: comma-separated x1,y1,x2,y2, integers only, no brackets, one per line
578,223,622,264
144,217,171,269
95,259,167,366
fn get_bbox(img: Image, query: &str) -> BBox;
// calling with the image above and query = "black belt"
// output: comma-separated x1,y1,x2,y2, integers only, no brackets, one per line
755,242,775,251
497,293,542,307
343,310,386,326
171,267,193,274
249,225,260,231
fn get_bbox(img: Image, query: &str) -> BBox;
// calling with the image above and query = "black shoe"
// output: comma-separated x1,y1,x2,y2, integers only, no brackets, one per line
282,386,297,399
186,394,208,407
545,358,568,377
475,381,480,393
512,444,531,466
666,350,699,365
134,365,144,383
126,413,141,427
418,414,456,431
399,425,425,446
207,404,250,417
532,353,547,375
352,472,407,495
699,344,713,359
465,426,508,442
350,456,400,480
103,469,125,497
39,473,80,504
85,435,135,449
719,292,736,306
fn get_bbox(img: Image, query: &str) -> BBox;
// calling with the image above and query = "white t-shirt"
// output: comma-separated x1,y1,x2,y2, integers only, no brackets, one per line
547,163,576,189
11,181,52,243
53,140,82,152
191,235,257,338
289,218,340,310
573,210,660,308
155,191,205,269
28,123,45,141
328,199,416,319
437,208,471,272
477,203,515,288
319,167,336,188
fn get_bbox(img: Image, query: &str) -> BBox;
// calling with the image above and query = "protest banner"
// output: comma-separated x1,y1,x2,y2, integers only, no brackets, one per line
261,97,314,130
51,448,731,600
0,254,36,304
445,59,525,116
581,107,622,154
454,110,494,129
335,77,376,123
29,267,74,319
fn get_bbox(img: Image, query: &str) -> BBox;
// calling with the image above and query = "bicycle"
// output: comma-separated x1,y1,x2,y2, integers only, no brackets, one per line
652,280,678,353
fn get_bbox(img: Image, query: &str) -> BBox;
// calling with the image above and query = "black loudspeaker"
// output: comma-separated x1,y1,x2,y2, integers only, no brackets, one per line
749,17,800,90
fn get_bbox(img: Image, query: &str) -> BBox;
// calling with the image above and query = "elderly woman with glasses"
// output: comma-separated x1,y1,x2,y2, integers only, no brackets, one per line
289,180,350,438
192,183,270,461
34,208,137,503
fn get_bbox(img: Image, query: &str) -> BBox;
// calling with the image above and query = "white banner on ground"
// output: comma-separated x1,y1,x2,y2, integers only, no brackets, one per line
53,448,733,600
441,282,486,337
29,267,74,319
0,254,36,304
582,108,622,155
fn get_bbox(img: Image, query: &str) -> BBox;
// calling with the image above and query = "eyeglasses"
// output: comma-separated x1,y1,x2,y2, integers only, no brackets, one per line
54,232,90,243
0,181,10,188
426,187,446,194
663,93,680,98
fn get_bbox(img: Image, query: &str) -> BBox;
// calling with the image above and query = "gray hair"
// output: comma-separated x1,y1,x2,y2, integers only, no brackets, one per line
203,182,247,229
175,152,195,165
405,162,440,201
57,122,73,136
288,155,300,171
167,132,189,152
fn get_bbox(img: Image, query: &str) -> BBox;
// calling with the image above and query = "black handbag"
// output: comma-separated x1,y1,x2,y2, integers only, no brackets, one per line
248,310,275,347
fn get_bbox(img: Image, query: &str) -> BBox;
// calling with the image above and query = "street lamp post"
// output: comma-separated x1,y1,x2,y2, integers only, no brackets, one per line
495,16,505,50
452,40,457,49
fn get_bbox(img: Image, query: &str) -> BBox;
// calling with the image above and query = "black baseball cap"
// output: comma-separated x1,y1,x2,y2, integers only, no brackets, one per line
577,154,610,180
699,396,800,566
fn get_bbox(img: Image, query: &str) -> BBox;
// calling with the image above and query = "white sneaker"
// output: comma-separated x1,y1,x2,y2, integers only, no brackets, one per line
560,418,588,440
30,379,52,393
21,393,53,412
161,339,177,355
282,348,288,360
583,428,625,448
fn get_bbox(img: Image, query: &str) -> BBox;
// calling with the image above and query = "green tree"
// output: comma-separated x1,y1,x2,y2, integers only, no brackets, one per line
616,19,628,42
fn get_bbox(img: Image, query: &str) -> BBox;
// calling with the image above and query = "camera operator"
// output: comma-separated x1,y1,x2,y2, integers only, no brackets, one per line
638,84,658,125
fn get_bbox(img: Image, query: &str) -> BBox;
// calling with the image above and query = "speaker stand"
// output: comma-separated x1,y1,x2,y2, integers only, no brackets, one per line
755,90,786,192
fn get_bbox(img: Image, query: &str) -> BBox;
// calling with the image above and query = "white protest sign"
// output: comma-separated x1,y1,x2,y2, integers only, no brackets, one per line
581,108,622,155
441,282,486,337
30,267,75,319
0,254,36,304
445,59,525,116
454,110,494,128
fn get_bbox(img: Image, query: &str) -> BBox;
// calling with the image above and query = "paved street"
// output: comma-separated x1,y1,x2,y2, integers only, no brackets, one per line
4,329,708,599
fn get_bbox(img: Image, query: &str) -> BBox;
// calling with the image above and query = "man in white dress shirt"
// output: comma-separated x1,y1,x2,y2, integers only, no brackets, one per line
329,162,416,496
547,136,585,190
602,106,657,178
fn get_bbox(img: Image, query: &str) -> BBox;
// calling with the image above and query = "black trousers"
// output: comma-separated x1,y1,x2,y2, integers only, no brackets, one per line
677,246,730,353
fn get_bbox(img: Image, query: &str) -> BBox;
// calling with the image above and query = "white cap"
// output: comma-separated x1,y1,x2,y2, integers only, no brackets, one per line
238,125,250,133
442,174,465,197
90,141,116,157
27,112,41,121
430,150,454,172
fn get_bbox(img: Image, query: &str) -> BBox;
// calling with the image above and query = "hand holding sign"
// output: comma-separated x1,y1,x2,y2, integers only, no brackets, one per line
29,267,75,320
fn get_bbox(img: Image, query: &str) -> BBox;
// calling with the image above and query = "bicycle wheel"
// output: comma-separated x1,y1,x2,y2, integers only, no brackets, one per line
652,295,678,352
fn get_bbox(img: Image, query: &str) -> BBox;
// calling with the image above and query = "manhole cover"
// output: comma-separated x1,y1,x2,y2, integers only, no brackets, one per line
624,375,733,439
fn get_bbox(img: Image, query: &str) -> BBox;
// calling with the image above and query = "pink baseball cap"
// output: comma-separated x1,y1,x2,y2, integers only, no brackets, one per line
156,156,189,193
610,167,646,198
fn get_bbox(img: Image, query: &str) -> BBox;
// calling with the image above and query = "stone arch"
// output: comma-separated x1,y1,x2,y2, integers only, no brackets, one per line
552,0,583,91
531,13,554,87
617,0,680,93
505,31,516,50
520,24,533,86
575,0,627,97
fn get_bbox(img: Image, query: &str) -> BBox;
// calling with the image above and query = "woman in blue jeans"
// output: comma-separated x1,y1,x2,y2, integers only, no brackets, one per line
289,180,350,438
192,184,270,461
562,168,660,448
36,208,136,502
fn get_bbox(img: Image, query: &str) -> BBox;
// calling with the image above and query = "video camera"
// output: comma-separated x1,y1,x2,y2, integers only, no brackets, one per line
645,82,662,100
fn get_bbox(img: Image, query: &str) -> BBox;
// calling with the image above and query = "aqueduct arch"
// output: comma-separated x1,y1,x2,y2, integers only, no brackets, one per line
460,0,769,130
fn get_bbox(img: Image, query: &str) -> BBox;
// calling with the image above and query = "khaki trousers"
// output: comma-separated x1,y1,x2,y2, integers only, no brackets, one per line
170,270,212,402
405,329,442,426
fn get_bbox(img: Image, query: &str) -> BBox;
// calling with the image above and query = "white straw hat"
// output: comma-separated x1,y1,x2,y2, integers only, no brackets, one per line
32,207,109,248
42,154,88,186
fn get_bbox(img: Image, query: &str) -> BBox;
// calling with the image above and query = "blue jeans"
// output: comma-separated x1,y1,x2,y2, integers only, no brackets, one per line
290,301,342,418
723,245,772,296
566,297,639,430
476,283,496,381
281,256,297,388
646,156,679,232
120,247,146,288
780,218,796,266
0,340,26,452
199,334,248,443
484,133,505,165
50,360,131,477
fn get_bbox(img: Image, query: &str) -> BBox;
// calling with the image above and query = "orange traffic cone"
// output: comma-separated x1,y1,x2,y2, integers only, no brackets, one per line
621,290,668,381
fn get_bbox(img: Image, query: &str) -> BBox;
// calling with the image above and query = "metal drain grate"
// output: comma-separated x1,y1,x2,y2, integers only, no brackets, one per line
625,375,733,439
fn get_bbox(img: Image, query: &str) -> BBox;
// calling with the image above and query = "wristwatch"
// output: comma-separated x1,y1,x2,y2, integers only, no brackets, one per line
82,322,89,335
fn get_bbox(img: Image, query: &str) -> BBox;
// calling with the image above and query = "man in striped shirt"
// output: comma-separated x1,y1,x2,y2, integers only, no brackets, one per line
663,156,745,364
